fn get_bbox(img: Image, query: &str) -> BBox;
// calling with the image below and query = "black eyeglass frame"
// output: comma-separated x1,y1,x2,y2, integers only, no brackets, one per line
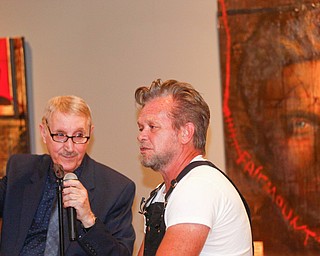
45,120,91,144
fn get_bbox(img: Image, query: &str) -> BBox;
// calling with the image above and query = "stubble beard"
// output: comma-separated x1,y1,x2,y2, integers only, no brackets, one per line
141,150,175,172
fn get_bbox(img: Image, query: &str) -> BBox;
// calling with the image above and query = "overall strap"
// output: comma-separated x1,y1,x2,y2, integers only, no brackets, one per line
203,161,251,224
165,160,209,201
165,160,251,226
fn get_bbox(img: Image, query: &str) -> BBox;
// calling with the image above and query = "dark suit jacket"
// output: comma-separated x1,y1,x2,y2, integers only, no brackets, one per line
0,154,136,256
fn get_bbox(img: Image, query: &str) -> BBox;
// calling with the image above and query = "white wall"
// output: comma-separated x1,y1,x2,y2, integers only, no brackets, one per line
0,1,224,254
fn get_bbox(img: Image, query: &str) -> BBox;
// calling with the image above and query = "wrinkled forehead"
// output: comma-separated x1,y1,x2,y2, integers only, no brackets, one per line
138,97,174,122
140,96,173,113
49,111,90,128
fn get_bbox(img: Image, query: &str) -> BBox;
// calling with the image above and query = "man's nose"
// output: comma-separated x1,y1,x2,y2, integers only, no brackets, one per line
64,137,75,149
137,129,148,142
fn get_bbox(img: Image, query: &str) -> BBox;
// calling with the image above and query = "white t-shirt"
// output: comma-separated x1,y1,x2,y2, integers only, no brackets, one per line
149,156,253,256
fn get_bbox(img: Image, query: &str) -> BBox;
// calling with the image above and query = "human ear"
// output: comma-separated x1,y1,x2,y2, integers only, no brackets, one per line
39,123,47,144
90,125,95,135
180,122,195,144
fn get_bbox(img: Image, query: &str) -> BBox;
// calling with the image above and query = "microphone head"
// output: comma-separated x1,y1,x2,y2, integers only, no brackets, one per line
63,172,78,181
53,163,64,179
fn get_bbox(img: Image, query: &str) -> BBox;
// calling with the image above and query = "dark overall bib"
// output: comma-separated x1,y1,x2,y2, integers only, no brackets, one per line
139,161,253,256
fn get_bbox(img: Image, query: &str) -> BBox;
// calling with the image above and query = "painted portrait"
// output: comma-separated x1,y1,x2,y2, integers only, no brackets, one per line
218,1,320,254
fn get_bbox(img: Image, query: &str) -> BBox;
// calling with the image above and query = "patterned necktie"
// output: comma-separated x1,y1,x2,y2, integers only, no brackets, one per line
44,201,59,256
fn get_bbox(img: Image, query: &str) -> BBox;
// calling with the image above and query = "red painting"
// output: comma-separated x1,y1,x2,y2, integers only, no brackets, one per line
218,1,320,255
0,38,14,115
0,37,29,177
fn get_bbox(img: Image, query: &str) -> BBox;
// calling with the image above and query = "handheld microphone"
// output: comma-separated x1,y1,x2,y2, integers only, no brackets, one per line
63,172,78,241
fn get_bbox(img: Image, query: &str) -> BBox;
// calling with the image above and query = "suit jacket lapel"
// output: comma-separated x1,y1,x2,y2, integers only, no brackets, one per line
79,155,95,197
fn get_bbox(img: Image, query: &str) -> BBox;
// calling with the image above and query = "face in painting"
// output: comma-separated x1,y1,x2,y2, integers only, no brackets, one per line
258,60,320,217
40,111,92,173
137,97,180,171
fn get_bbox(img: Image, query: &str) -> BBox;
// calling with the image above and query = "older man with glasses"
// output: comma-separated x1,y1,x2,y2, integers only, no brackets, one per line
0,95,135,256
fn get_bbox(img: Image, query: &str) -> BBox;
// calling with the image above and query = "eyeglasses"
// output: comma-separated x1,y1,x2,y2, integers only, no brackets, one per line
45,120,90,144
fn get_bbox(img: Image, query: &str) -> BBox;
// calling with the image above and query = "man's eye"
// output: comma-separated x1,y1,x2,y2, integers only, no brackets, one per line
286,118,315,137
56,133,66,137
74,133,84,137
294,120,306,128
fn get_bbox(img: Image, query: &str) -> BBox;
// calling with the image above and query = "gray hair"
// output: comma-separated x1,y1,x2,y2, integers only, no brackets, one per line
42,95,92,126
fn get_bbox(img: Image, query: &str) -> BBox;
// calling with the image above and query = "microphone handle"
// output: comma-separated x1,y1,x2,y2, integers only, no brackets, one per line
67,207,77,241
63,172,78,241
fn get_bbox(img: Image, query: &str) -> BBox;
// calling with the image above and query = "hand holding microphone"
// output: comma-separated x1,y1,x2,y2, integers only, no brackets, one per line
63,172,96,240
63,173,78,241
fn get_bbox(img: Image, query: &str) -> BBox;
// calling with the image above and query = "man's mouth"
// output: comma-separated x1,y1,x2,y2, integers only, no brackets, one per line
61,152,77,158
139,146,151,154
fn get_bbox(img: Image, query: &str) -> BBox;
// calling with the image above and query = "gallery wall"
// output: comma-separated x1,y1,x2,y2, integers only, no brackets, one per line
0,1,223,253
